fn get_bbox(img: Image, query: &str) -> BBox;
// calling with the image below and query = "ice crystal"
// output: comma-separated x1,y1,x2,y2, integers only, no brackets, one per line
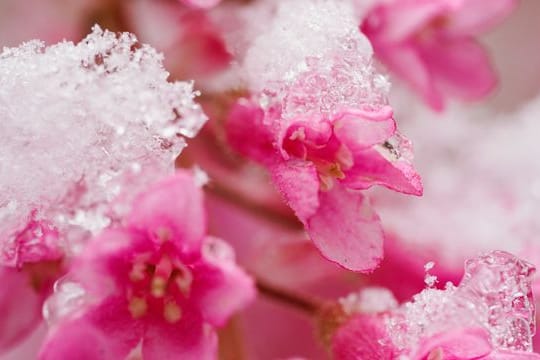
0,26,207,266
387,251,536,353
241,0,389,118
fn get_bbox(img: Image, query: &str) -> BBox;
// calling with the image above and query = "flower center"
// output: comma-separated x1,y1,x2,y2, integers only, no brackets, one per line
126,251,193,323
283,124,353,191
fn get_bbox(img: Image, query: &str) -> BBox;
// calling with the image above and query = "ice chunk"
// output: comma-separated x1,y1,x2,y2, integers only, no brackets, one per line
0,26,207,266
387,251,536,353
240,0,389,118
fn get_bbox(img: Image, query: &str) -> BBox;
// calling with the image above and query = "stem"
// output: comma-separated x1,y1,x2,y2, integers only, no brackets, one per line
205,182,304,231
256,279,322,315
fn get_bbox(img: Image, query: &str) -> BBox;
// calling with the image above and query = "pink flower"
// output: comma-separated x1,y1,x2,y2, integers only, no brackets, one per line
361,0,517,110
331,251,540,359
0,215,64,354
2,212,61,268
227,100,421,272
39,171,255,360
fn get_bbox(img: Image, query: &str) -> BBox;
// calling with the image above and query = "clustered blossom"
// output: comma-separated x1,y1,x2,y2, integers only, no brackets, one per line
332,251,540,359
0,26,209,355
361,0,516,110
40,171,254,359
226,0,422,272
0,25,206,268
0,0,536,359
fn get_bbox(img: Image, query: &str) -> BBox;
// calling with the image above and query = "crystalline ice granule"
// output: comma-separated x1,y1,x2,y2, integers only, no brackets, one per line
0,26,207,266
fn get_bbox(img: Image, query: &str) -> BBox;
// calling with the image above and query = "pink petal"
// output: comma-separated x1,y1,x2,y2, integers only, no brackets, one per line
3,214,61,267
0,267,42,352
333,106,396,153
39,316,128,360
307,185,384,272
195,237,255,326
226,99,277,165
270,160,320,222
83,297,143,357
377,45,443,111
419,38,497,101
447,0,517,36
343,148,423,195
486,351,540,359
142,312,217,360
363,0,452,43
332,314,395,360
73,228,146,295
128,171,206,253
282,119,333,160
414,327,492,359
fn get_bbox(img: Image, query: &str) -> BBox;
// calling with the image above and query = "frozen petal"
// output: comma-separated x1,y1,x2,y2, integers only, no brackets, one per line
128,171,206,252
307,185,383,272
333,106,396,152
414,327,492,359
271,161,320,222
195,237,255,326
343,149,423,195
142,312,217,360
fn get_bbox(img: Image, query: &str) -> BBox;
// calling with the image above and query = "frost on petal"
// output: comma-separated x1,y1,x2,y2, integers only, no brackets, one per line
239,0,390,122
333,107,396,152
0,26,207,266
307,185,384,272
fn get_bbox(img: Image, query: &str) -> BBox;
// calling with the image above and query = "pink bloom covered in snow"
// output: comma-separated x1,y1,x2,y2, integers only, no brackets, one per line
39,171,255,359
361,0,517,110
331,251,540,359
227,100,421,272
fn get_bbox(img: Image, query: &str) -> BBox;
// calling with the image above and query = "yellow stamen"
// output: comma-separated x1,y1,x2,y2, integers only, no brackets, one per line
164,302,182,323
156,227,171,243
129,297,147,319
174,269,193,297
129,262,146,282
151,277,167,298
